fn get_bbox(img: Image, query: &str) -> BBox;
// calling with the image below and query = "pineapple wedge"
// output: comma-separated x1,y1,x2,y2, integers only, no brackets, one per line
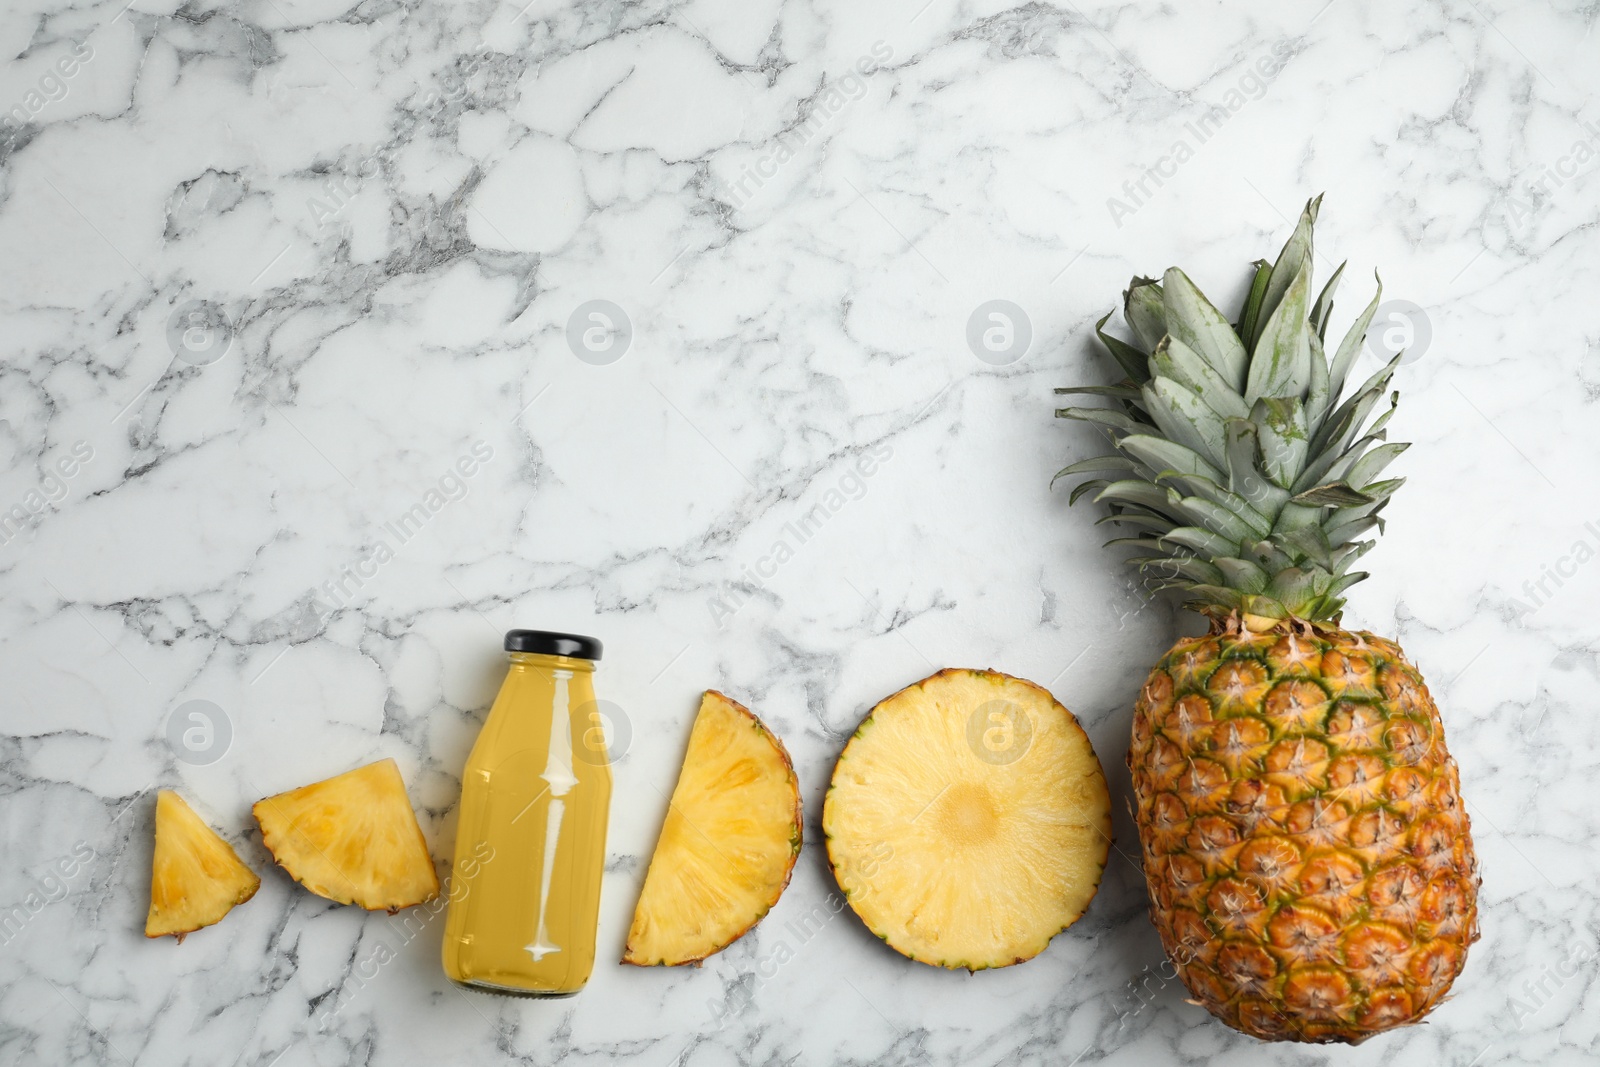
253,758,438,912
624,691,802,966
146,790,260,940
824,669,1111,970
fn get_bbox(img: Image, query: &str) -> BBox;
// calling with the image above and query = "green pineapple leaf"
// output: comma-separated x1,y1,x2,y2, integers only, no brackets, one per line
1310,259,1346,341
1254,397,1310,489
1328,275,1382,401
1213,557,1271,593
1124,278,1167,351
1053,197,1412,622
1290,483,1375,508
1236,259,1273,345
1142,378,1229,468
1246,257,1314,404
1095,311,1151,384
1162,526,1240,558
1054,384,1143,399
1152,337,1250,421
1162,267,1248,391
1118,434,1226,484
1345,442,1409,487
1255,194,1321,342
1056,406,1143,434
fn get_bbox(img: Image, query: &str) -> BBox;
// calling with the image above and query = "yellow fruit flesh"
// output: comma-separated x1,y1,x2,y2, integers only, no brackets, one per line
824,668,1112,970
254,758,438,912
146,790,260,939
624,691,801,966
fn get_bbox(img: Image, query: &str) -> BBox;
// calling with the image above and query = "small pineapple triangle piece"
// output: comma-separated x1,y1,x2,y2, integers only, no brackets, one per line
253,758,438,912
824,669,1112,970
146,790,260,941
624,691,802,966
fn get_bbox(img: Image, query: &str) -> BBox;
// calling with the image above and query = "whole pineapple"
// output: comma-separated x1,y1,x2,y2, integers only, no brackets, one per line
1055,197,1478,1042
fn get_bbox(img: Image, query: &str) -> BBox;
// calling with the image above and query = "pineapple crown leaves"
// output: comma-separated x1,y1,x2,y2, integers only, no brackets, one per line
1054,195,1408,625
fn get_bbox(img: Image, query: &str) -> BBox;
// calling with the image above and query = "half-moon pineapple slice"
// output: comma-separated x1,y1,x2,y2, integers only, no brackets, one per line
623,690,802,966
146,790,260,940
823,668,1111,970
253,758,438,912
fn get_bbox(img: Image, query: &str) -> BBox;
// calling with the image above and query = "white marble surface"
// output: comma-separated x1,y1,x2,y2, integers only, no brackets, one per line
1,0,1598,1063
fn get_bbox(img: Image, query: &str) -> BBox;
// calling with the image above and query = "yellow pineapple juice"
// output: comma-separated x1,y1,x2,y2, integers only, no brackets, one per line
443,631,612,995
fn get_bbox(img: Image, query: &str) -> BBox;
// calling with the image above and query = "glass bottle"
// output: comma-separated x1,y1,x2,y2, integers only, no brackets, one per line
442,630,611,996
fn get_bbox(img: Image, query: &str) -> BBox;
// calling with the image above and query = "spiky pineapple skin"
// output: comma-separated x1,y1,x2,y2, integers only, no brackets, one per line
1129,626,1479,1043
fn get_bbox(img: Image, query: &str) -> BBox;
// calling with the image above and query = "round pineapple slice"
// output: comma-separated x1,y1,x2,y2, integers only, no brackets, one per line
824,668,1111,970
623,690,802,966
146,790,261,940
253,758,439,912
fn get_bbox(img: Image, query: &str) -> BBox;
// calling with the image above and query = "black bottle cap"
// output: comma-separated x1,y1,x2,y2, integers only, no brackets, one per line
503,630,603,661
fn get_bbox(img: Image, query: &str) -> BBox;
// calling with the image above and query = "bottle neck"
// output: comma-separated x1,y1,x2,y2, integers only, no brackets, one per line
508,651,597,674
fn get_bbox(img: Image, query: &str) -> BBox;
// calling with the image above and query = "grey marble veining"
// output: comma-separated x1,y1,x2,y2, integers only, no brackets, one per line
1,0,1597,1064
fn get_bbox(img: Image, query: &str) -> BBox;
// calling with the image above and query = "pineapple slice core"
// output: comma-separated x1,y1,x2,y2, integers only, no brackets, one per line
937,782,1001,845
624,690,802,966
824,668,1112,970
146,790,260,940
253,758,438,912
